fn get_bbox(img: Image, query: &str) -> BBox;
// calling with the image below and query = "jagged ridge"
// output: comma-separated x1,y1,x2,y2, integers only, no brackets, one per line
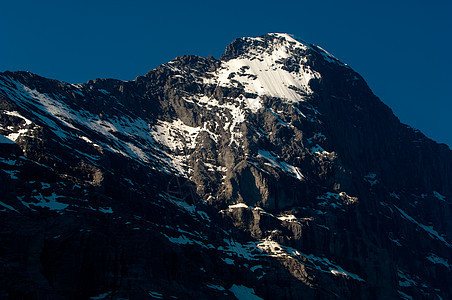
0,33,451,299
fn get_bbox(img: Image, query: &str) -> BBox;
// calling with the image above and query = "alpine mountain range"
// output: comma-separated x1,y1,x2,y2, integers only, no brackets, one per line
0,33,451,299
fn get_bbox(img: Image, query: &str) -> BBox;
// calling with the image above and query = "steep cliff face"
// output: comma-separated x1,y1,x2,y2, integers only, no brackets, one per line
0,33,451,299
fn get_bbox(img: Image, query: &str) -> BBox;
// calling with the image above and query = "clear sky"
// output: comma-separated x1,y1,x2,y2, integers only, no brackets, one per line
1,0,451,147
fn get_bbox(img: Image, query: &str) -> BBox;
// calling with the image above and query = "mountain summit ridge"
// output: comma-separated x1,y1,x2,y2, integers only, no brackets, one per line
0,33,451,299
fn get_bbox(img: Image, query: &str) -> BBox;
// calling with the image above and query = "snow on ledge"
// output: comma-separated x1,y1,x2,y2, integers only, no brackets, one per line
257,150,304,180
229,284,263,300
229,203,249,209
394,205,451,248
427,253,451,269
277,214,298,222
257,237,365,282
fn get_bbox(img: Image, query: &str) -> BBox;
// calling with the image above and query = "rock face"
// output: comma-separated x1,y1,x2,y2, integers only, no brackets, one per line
0,33,451,299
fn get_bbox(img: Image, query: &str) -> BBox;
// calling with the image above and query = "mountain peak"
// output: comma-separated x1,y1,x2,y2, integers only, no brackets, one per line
214,33,321,102
222,33,309,61
1,33,451,299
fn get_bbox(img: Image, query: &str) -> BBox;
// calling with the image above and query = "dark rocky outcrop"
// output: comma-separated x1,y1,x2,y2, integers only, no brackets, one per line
0,33,451,299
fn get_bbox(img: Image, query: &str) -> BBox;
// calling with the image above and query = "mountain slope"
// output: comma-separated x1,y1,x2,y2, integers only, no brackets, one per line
0,33,451,299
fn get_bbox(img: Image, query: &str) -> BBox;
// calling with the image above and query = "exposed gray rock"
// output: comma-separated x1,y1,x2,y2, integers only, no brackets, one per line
0,33,451,299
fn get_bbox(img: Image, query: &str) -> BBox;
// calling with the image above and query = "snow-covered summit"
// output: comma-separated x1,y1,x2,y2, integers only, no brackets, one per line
162,33,346,103
222,33,343,65
205,33,326,102
222,33,310,60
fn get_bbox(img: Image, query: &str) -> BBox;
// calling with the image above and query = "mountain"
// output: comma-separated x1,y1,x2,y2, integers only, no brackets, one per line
0,33,451,299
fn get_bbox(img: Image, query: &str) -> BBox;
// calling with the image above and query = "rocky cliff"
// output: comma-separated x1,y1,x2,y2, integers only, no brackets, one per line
0,33,451,299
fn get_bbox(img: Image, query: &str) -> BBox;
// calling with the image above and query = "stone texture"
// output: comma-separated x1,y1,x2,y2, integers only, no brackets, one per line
0,33,451,299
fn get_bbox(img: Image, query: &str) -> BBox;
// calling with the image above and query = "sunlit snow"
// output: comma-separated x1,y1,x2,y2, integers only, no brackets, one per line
257,150,304,180
204,33,320,102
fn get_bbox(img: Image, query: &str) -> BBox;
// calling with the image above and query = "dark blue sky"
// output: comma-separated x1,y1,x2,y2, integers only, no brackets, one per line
1,0,451,147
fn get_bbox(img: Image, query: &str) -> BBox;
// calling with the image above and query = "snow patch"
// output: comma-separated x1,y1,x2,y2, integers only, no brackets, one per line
433,191,446,202
90,291,113,299
250,265,263,272
257,150,304,180
317,191,357,209
98,207,113,214
277,214,298,222
244,96,263,113
427,253,451,269
161,193,196,215
266,107,290,126
163,234,194,245
398,270,417,287
31,193,69,211
390,192,400,199
222,257,235,265
398,291,413,300
97,89,110,95
394,205,451,247
229,284,262,300
218,238,261,261
148,291,164,299
7,128,30,142
229,203,249,209
257,237,364,282
311,144,330,156
206,283,226,291
151,119,201,151
0,201,18,212
389,235,402,247
3,169,19,179
364,173,378,186
4,111,33,125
